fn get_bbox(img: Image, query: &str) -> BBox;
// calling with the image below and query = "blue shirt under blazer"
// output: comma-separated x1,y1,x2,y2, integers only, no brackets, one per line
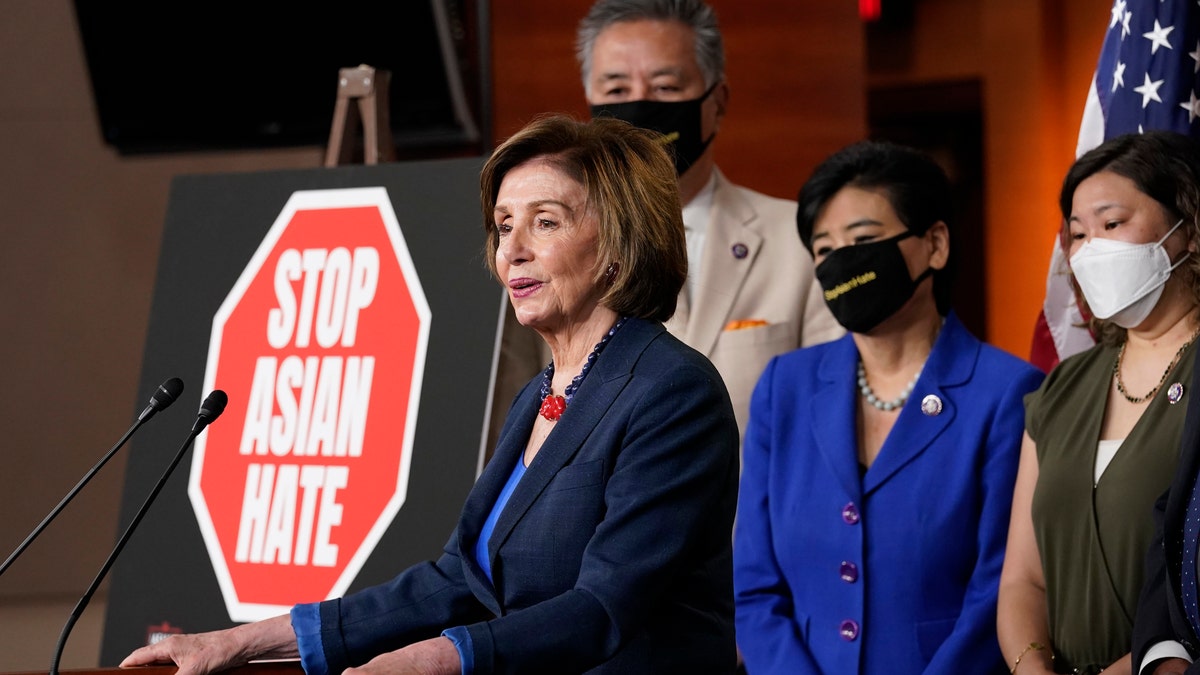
734,312,1043,675
303,317,740,674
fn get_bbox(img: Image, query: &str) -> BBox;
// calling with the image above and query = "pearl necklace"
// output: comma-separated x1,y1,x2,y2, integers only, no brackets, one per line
857,360,922,412
1113,328,1199,404
538,317,628,421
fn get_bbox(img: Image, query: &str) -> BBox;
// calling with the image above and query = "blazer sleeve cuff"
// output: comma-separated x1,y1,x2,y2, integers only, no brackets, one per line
465,621,496,674
1142,641,1193,675
290,602,329,675
441,626,474,675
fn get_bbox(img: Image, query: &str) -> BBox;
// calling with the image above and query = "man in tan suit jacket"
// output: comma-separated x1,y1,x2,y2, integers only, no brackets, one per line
666,167,843,434
487,0,841,454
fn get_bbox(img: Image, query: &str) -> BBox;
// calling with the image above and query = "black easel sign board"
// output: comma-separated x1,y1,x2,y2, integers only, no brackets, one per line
99,158,502,663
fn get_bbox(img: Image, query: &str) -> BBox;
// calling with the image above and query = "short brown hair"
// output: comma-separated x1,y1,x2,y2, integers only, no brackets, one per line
480,114,686,322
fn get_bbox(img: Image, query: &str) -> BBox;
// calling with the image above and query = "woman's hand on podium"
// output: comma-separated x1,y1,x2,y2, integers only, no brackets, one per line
120,614,298,675
343,637,461,675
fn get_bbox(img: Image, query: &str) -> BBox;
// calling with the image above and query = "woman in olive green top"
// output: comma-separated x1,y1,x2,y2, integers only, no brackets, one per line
998,131,1200,675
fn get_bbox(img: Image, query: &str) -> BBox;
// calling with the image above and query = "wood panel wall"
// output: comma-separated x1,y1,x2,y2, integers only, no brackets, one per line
490,0,868,202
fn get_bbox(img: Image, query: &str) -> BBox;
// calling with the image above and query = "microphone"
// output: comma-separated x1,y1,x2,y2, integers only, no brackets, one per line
0,377,184,579
139,377,186,422
192,389,228,433
49,390,228,675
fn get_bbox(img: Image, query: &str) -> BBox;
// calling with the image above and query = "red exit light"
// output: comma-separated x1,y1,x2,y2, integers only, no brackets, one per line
860,0,882,22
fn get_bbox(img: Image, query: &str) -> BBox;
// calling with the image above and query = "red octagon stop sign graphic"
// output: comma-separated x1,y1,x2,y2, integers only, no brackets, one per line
189,188,430,622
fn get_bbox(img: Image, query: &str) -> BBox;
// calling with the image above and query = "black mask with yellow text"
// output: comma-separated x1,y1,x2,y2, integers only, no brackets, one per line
589,82,719,176
815,230,933,334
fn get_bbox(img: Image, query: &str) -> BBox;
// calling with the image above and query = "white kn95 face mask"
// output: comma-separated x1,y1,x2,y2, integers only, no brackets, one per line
1070,218,1188,329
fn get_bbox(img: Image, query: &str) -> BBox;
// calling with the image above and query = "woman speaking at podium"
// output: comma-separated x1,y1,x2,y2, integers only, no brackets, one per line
121,114,739,674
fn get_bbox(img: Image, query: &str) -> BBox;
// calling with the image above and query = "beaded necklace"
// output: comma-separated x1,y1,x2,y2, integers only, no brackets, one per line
1113,328,1199,404
856,318,943,412
538,316,628,421
857,360,922,412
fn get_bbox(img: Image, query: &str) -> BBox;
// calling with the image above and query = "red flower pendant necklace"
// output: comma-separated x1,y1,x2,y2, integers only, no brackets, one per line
537,317,627,422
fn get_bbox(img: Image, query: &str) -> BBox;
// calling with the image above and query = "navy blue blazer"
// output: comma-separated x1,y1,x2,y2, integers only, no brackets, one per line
734,312,1043,675
1134,344,1200,673
311,317,740,674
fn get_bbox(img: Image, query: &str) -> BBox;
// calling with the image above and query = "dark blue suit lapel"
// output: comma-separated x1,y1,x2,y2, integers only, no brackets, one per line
484,320,657,574
1167,349,1200,546
863,314,973,496
811,335,865,500
457,378,540,613
1164,343,1200,642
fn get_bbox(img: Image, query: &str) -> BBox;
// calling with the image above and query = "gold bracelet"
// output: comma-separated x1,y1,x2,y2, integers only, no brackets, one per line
1011,642,1046,674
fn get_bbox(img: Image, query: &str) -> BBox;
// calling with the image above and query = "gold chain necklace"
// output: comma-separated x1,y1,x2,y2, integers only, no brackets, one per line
1113,330,1200,404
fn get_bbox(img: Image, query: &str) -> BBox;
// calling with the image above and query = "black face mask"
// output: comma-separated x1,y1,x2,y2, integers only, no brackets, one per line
815,230,933,334
589,82,719,176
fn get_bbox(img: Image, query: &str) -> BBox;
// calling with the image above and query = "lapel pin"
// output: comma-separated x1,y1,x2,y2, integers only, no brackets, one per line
1168,382,1185,405
731,243,748,259
920,394,943,416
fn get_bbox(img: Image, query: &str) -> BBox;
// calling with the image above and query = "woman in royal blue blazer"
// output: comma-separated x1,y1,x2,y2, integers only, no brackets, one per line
733,141,1043,675
123,116,740,674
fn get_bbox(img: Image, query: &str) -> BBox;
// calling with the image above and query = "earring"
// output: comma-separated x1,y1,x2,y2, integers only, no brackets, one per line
605,262,619,284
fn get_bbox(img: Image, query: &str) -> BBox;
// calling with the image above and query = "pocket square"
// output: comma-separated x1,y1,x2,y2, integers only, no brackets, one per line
724,319,769,331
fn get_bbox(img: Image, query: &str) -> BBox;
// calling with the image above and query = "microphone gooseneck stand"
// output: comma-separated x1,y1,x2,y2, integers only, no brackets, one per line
0,377,184,579
49,389,225,675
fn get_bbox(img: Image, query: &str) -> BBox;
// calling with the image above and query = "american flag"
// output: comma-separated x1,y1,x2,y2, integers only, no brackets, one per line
1030,0,1200,372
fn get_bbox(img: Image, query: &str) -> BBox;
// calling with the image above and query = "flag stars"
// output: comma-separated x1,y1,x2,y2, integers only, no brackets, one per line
1190,41,1200,74
1121,9,1133,39
1142,19,1175,54
1181,91,1200,124
1110,0,1128,28
1134,72,1165,108
1113,61,1127,92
